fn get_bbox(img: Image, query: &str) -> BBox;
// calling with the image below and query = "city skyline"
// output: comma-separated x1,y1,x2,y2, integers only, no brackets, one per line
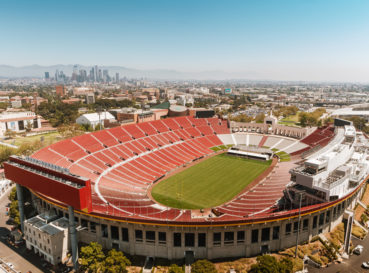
1,0,369,82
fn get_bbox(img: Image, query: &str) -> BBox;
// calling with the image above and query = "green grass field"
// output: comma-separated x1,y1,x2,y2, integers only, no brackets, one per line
275,151,291,162
3,132,61,147
278,113,301,127
151,154,271,209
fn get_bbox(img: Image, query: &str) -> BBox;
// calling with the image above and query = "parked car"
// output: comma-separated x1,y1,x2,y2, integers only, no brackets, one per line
354,245,364,255
362,261,369,269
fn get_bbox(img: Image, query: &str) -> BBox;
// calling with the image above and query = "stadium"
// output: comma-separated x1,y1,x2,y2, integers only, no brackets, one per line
4,114,369,264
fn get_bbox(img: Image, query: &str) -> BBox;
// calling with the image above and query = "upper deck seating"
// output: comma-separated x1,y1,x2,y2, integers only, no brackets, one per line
150,120,170,133
91,130,119,147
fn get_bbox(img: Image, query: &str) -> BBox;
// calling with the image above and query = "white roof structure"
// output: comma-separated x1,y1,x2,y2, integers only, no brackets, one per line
77,111,115,123
331,108,369,116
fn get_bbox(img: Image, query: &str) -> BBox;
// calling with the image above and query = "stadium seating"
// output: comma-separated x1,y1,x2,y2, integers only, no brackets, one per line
249,135,263,146
32,117,337,223
258,136,268,147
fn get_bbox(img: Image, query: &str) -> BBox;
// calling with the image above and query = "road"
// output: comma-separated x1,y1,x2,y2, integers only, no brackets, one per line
308,236,369,273
0,187,44,273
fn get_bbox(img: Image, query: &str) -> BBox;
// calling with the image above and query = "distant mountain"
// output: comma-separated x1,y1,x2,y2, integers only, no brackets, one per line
0,64,259,80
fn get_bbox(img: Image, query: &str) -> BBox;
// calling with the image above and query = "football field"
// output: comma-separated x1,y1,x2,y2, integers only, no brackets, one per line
151,153,271,209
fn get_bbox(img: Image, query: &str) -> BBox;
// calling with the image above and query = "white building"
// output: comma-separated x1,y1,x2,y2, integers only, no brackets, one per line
0,179,12,197
24,214,70,265
176,94,194,106
0,111,41,137
76,111,116,129
189,87,210,95
287,124,369,205
331,106,369,122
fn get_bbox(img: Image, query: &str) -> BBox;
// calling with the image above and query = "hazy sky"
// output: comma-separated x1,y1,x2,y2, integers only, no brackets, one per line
1,0,369,81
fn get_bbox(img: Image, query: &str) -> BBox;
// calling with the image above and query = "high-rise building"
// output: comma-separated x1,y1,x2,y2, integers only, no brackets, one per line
90,67,95,82
71,65,78,81
95,65,99,81
98,69,102,82
44,72,50,80
55,70,59,82
103,69,109,82
115,73,119,83
79,69,87,82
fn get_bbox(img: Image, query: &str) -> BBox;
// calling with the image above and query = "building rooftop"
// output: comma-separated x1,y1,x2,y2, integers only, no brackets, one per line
40,224,62,235
78,111,115,122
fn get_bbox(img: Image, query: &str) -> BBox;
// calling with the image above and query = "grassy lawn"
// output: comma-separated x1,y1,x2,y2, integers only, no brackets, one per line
279,113,301,127
210,144,233,152
276,151,291,162
3,132,61,147
151,154,271,209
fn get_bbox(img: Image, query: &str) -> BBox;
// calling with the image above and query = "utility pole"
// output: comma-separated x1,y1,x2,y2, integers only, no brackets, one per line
97,106,102,130
295,192,303,258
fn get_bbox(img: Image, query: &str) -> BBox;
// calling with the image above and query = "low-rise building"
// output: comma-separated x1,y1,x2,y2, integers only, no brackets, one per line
0,179,12,197
55,85,66,96
73,87,94,96
0,111,41,136
85,93,95,104
76,111,116,129
24,214,70,265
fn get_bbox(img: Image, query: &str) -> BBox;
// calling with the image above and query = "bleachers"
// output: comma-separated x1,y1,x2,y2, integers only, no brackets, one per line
212,123,230,134
161,118,181,131
234,134,246,145
217,134,235,145
284,142,309,154
122,124,146,139
264,136,281,148
137,122,158,136
249,135,263,146
189,117,207,127
36,116,312,222
174,116,193,129
197,125,214,136
258,136,268,147
150,120,170,133
301,126,335,147
73,134,104,153
92,130,119,147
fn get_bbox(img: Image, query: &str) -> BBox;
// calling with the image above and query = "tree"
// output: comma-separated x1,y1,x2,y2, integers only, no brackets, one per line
168,264,184,273
37,100,82,127
230,114,253,123
8,187,17,202
80,123,93,132
0,102,8,109
25,121,33,132
249,255,293,273
104,248,131,273
348,116,367,131
57,124,85,138
0,147,15,165
7,187,20,227
191,260,217,273
94,123,103,131
9,198,20,227
255,113,265,123
5,129,16,139
79,242,106,273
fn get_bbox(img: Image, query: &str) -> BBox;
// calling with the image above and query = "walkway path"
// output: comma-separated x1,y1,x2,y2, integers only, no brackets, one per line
0,142,18,149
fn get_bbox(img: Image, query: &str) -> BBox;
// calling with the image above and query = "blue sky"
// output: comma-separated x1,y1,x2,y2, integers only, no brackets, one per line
1,0,369,81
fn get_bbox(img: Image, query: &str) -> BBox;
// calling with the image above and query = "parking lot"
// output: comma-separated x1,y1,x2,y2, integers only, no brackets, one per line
308,236,369,273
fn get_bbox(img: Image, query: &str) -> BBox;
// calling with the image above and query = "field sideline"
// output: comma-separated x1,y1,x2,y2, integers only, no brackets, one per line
151,153,271,209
